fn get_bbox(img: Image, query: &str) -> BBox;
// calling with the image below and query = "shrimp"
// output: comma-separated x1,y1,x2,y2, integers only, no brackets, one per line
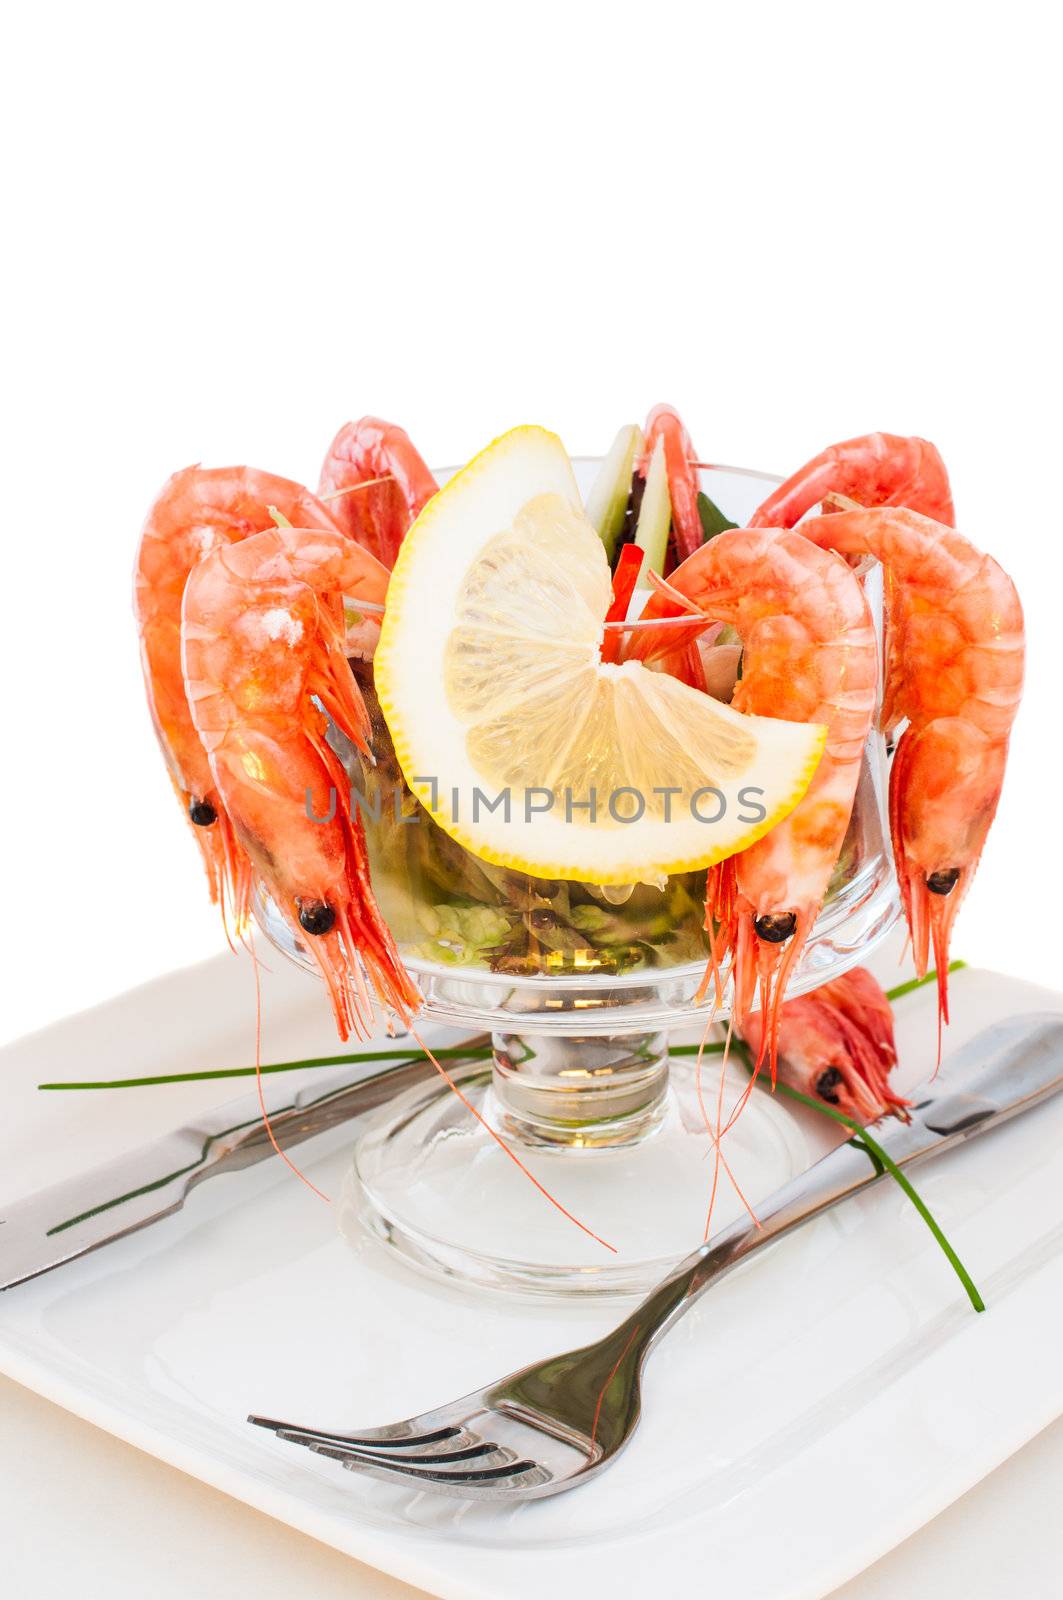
797,507,1024,1031
319,416,438,569
638,403,704,564
750,433,955,529
180,523,418,1038
630,529,879,1070
133,466,343,924
740,966,906,1123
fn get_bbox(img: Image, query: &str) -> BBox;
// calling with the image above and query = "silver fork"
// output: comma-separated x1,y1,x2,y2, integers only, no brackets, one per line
250,1012,1063,1501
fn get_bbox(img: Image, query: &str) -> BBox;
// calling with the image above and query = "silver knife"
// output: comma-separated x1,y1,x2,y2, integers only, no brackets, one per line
0,1046,472,1291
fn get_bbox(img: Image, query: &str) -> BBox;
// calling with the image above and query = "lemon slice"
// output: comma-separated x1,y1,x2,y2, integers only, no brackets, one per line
375,427,825,886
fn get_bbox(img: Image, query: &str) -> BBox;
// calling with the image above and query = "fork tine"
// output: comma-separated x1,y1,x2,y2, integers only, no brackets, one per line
334,1449,553,1494
275,1428,505,1465
305,1438,524,1473
248,1414,466,1451
255,1407,555,1490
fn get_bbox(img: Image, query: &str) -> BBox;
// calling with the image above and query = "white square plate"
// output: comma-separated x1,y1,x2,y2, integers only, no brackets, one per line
1,944,1062,1600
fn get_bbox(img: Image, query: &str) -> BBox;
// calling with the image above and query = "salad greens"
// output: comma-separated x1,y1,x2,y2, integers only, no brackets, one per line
696,489,738,540
364,783,862,979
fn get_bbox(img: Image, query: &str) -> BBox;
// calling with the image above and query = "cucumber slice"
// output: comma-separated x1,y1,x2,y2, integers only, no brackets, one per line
634,435,671,584
584,423,642,559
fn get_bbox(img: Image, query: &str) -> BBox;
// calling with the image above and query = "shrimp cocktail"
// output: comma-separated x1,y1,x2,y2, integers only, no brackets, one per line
133,408,1025,1293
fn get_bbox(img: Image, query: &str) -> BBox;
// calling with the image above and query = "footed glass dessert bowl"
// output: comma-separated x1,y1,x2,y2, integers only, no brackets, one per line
258,459,902,1296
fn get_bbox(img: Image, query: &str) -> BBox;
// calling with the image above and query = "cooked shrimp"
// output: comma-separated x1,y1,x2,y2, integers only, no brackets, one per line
740,966,906,1122
133,466,343,923
798,507,1024,1029
181,524,417,1038
750,433,955,529
630,529,878,1069
319,416,437,568
639,403,704,564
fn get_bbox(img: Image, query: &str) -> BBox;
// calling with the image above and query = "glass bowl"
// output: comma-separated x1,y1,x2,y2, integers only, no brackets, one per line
257,457,901,1296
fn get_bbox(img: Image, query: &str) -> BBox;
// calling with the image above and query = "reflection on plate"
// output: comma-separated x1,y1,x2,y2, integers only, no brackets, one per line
1,938,1062,1600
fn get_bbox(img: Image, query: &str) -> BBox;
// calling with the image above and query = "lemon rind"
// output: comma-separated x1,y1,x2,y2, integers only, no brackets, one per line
375,427,828,887
391,728,825,886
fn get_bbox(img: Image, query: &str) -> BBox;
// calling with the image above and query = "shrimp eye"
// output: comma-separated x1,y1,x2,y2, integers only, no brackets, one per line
298,900,336,936
189,798,217,827
754,912,797,943
816,1067,844,1104
926,868,960,896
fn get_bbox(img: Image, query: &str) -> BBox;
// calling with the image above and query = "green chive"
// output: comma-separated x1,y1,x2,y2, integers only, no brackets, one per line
36,963,967,1091
725,1033,985,1314
38,1041,492,1090
885,959,965,1003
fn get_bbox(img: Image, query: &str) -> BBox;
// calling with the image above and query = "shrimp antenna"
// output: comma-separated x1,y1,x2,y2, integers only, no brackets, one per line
248,925,331,1205
407,1023,616,1254
645,567,712,617
320,474,394,503
693,1007,760,1240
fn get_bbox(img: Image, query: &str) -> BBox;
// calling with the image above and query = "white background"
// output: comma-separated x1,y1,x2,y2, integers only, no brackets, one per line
2,1,1060,1039
1,2,1061,1595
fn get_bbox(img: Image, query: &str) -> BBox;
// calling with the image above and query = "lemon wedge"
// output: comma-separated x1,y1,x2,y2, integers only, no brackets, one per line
375,427,825,887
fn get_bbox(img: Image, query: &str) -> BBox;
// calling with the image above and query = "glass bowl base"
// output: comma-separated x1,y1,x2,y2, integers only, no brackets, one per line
344,1053,810,1298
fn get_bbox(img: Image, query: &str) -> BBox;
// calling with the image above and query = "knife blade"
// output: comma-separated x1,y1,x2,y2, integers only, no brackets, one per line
0,1047,474,1291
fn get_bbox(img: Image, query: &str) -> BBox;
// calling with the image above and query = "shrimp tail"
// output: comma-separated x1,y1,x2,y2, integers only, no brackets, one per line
319,417,438,569
749,433,956,529
639,404,704,563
